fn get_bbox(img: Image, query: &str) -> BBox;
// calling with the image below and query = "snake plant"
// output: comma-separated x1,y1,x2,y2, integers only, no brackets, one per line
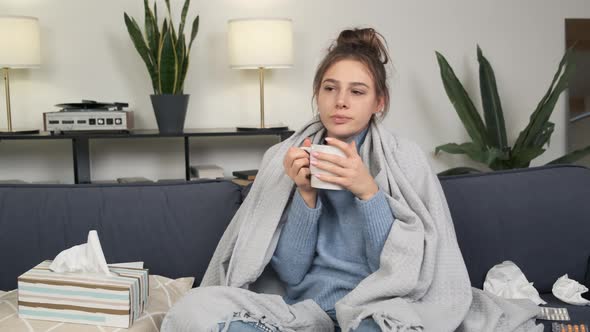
124,0,199,95
435,46,590,176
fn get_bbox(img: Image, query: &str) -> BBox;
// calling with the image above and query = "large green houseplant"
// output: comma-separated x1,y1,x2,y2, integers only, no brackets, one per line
434,46,590,176
124,0,199,133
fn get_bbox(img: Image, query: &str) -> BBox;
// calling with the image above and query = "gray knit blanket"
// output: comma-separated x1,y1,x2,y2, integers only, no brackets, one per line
200,118,542,332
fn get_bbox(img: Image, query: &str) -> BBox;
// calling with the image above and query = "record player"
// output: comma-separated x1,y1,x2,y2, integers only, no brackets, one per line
43,100,134,133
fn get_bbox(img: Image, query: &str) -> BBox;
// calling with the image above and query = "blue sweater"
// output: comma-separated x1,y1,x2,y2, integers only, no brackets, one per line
271,130,395,320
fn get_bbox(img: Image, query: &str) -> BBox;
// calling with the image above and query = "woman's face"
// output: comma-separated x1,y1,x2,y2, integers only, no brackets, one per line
317,59,384,140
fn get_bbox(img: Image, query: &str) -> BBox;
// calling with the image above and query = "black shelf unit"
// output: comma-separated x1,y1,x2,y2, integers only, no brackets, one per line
0,128,294,184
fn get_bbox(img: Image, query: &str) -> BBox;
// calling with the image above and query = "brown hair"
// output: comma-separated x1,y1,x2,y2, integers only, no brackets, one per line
312,28,391,119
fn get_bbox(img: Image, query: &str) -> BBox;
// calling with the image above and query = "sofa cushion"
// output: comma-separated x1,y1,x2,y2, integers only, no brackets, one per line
439,165,590,293
0,180,242,291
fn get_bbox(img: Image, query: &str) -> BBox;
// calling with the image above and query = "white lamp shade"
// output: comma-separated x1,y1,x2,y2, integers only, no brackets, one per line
228,18,293,69
0,16,41,68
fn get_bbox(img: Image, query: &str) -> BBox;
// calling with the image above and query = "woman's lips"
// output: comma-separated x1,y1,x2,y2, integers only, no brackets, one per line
331,115,351,124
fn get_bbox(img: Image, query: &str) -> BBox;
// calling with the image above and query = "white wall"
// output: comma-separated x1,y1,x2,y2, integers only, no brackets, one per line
0,0,588,183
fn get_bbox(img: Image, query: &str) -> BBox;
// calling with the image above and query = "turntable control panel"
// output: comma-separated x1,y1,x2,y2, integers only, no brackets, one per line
43,100,133,132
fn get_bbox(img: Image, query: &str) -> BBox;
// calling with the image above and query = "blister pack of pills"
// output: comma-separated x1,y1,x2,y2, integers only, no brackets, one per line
538,307,570,321
551,323,588,332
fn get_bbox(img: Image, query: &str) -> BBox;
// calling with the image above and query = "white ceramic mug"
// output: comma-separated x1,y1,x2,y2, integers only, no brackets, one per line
300,144,346,190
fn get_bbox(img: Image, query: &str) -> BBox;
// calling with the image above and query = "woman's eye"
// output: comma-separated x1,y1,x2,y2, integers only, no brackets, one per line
352,90,365,95
323,86,335,91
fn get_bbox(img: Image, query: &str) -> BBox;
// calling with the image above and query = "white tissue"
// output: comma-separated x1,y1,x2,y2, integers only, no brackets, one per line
552,274,590,306
49,230,111,275
483,260,546,305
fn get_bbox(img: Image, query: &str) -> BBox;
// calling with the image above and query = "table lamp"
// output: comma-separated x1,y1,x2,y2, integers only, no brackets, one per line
0,16,41,134
228,18,293,130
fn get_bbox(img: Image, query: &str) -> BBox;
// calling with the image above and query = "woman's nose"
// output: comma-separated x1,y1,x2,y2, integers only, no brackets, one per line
336,92,349,109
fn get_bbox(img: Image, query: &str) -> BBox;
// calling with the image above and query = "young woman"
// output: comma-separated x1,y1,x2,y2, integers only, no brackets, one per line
162,28,541,332
269,28,392,332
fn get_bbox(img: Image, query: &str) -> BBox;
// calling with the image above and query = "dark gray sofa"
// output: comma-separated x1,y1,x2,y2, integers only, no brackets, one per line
1,164,589,330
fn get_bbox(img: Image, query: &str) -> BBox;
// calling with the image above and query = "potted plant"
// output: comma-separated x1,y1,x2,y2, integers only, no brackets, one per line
124,0,199,134
434,45,590,176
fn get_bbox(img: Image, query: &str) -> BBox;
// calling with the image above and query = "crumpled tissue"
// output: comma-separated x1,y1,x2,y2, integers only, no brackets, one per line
552,274,590,306
483,260,546,305
49,230,111,275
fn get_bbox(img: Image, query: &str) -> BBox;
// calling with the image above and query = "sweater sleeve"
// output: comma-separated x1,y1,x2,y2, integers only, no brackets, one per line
355,190,395,272
271,190,322,285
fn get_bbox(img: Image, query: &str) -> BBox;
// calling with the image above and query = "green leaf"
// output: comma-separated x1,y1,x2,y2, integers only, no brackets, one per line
179,0,190,38
175,34,186,93
435,142,471,155
181,13,199,93
153,3,160,61
536,49,574,117
144,0,159,66
164,0,172,18
436,51,489,148
513,49,575,154
477,45,508,150
546,145,590,165
437,167,482,176
479,147,505,166
179,57,189,93
511,147,546,168
163,0,177,44
160,18,168,43
188,15,199,51
144,0,152,40
532,121,555,148
158,28,178,94
435,142,503,166
489,158,511,170
124,13,158,94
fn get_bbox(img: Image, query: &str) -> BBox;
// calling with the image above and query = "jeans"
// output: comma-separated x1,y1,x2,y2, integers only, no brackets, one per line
219,318,381,332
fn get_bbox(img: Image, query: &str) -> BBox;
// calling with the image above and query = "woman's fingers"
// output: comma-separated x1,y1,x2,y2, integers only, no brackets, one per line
311,152,348,168
292,148,312,162
311,159,349,177
292,158,309,173
325,137,356,158
285,147,311,170
313,172,348,187
298,167,311,180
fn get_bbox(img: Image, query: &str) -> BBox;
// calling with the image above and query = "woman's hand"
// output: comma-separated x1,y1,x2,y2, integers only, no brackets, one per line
283,138,317,207
311,137,378,201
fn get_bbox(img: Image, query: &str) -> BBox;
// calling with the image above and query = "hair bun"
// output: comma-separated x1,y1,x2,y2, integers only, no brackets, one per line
334,28,389,64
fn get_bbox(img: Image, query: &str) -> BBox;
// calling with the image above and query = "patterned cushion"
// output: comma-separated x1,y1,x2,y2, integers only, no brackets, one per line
0,275,194,331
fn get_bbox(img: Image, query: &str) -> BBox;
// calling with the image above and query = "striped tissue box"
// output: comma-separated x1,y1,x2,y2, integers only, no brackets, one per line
17,260,149,328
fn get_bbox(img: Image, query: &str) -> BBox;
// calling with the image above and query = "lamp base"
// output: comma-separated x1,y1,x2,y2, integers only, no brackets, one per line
0,129,40,135
237,124,288,131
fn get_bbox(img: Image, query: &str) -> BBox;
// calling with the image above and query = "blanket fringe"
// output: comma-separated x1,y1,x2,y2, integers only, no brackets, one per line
371,313,424,332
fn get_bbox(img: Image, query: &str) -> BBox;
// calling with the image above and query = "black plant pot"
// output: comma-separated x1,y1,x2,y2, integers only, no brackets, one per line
150,94,190,134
